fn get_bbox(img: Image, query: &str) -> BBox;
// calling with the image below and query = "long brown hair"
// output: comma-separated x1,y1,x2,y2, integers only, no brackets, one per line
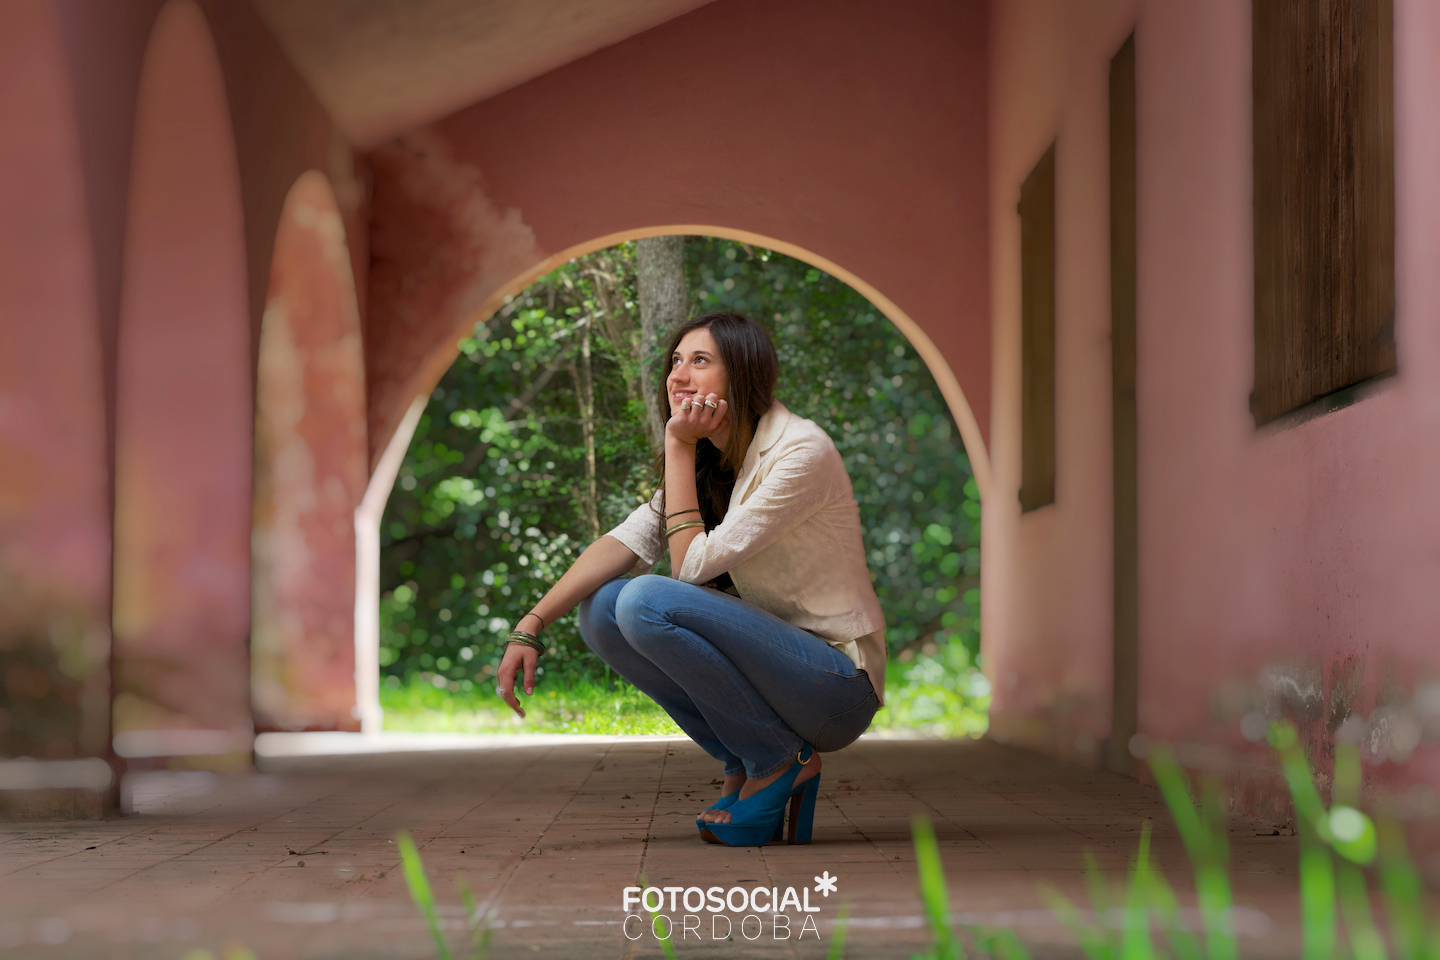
653,312,778,529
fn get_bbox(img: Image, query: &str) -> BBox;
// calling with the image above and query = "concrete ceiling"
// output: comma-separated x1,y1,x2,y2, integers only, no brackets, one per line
252,0,716,149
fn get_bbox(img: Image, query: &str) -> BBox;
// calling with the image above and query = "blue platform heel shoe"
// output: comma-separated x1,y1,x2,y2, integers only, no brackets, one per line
698,745,818,847
697,791,786,842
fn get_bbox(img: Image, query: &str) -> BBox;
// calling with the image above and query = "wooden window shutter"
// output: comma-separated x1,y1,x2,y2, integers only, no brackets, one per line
1020,144,1056,511
1252,0,1395,425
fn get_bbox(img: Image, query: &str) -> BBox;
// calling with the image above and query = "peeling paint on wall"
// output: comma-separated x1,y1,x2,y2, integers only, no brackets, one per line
365,127,545,465
251,171,368,731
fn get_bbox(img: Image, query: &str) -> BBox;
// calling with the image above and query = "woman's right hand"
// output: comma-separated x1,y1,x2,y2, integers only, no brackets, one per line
496,642,537,718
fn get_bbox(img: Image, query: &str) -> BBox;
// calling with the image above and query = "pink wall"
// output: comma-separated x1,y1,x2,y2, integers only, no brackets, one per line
362,0,991,479
986,0,1440,809
0,0,113,759
252,171,368,732
110,0,254,757
984,0,1135,761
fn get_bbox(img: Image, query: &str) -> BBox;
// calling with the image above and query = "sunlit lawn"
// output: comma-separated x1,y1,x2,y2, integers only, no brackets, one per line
381,647,990,738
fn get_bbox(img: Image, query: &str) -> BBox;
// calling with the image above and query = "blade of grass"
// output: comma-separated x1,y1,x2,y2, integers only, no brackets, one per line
1147,746,1236,960
912,814,966,959
1269,723,1338,960
397,831,454,960
1376,817,1426,960
1136,846,1204,960
1337,859,1390,960
827,904,851,960
972,927,1035,960
1084,851,1123,958
637,874,680,960
1042,883,1116,960
1120,823,1157,960
456,877,491,960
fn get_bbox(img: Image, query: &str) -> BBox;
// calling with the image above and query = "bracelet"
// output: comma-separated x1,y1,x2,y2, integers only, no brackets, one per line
522,610,545,630
665,508,701,520
665,519,706,537
505,631,544,655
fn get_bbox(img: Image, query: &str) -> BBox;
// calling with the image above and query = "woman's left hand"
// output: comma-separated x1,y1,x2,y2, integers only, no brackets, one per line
666,392,728,446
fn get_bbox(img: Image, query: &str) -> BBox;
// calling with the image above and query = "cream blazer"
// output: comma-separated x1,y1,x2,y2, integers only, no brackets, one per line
604,401,887,703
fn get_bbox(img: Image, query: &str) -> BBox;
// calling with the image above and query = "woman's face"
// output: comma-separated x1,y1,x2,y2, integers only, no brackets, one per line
667,328,728,416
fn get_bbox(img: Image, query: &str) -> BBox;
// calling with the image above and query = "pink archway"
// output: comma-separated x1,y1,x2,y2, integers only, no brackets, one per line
251,170,368,732
352,223,987,729
111,0,253,763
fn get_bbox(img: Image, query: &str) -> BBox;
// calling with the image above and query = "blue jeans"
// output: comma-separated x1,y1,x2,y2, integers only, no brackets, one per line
577,575,879,779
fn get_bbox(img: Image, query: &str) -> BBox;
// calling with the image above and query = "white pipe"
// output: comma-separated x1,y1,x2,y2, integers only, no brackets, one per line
352,396,427,735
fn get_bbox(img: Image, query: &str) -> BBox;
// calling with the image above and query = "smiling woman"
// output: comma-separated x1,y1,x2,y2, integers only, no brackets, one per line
491,310,882,847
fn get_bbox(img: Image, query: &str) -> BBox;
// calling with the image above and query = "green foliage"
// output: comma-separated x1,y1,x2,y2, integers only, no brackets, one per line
874,646,991,738
379,238,980,707
380,247,652,690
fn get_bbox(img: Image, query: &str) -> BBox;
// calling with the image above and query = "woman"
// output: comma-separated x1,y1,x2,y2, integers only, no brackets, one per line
495,311,886,846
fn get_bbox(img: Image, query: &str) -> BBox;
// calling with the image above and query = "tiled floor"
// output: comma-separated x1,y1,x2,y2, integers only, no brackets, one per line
2,735,1307,959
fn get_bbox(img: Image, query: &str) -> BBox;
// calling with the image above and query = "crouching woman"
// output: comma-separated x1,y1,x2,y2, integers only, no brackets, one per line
495,311,886,846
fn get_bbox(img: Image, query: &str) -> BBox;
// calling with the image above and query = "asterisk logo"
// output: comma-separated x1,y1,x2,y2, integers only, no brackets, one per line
814,871,839,897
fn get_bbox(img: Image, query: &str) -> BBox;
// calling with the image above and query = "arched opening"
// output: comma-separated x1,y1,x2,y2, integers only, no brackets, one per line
110,0,253,764
251,170,368,732
359,233,985,736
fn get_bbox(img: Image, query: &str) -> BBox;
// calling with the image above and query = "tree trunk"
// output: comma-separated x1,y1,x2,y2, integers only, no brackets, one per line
636,236,688,451
570,321,600,540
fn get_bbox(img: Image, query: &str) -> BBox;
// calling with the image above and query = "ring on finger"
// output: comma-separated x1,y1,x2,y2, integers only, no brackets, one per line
703,400,718,409
681,401,692,411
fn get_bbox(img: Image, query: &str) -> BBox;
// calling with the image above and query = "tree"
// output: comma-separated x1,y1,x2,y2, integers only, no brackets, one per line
636,236,687,451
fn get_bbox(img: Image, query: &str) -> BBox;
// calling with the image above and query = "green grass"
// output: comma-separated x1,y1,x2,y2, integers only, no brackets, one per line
381,648,990,738
381,675,684,735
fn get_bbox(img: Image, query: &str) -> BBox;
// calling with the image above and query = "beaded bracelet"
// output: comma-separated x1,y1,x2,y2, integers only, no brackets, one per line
665,519,706,538
665,508,701,520
505,630,545,655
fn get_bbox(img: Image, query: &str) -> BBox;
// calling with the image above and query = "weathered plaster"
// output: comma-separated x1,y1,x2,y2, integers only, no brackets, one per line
251,172,368,732
365,129,545,468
